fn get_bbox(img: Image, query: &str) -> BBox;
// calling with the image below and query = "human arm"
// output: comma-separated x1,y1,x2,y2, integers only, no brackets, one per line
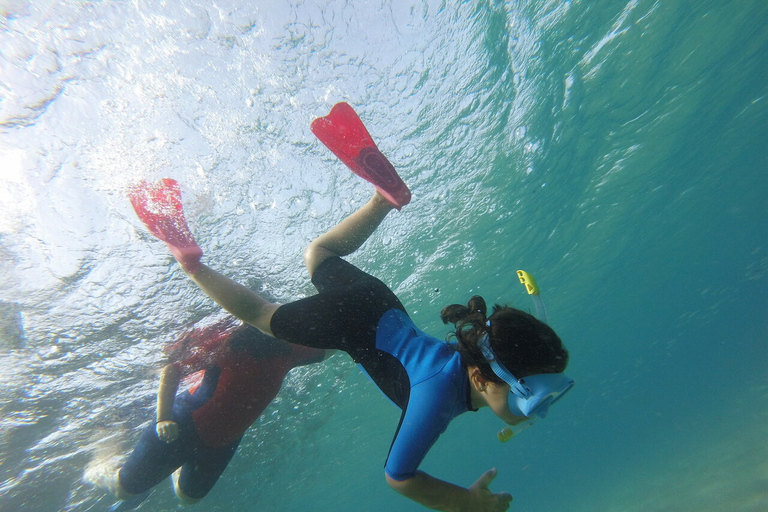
384,374,512,512
386,469,512,512
155,364,181,442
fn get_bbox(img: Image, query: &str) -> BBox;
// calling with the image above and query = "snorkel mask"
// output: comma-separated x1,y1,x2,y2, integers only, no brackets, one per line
482,270,574,442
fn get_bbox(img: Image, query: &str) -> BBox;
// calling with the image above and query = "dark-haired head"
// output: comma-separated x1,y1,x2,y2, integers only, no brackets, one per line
441,295,568,383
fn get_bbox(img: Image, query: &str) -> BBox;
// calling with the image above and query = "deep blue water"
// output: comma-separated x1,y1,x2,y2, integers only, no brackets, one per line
1,1,766,511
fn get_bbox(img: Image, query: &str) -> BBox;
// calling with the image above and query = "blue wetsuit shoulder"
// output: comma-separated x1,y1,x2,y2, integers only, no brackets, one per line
375,309,471,481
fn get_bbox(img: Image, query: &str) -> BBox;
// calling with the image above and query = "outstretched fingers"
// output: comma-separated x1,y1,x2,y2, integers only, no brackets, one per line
469,468,513,512
474,468,499,489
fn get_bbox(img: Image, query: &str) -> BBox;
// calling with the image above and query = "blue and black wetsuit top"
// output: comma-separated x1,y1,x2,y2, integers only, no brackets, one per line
271,257,476,481
372,309,474,480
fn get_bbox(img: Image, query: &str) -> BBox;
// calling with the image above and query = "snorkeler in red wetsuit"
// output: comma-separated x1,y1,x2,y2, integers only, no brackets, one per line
107,319,326,508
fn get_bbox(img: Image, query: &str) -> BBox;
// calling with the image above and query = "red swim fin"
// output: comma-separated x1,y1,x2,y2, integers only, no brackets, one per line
128,178,203,273
311,102,411,210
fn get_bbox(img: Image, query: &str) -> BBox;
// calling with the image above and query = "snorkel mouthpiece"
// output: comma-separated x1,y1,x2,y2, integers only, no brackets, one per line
487,270,574,441
497,422,535,442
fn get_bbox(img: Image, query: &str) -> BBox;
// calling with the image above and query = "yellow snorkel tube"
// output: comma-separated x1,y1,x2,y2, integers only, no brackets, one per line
516,270,549,324
497,270,551,443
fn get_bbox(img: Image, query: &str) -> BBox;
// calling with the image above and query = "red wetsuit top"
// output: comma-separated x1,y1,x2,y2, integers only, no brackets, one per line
170,321,324,447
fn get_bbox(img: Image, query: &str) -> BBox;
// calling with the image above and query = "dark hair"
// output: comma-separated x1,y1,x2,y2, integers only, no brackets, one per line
228,324,291,359
166,320,291,366
441,295,568,382
164,318,238,360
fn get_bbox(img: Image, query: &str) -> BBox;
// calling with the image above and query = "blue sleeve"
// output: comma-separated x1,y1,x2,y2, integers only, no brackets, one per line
384,373,457,481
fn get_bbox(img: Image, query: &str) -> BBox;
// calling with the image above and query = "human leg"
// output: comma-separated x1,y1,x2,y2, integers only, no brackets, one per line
304,191,394,278
133,184,393,335
172,438,240,503
186,264,281,335
110,470,139,501
129,179,280,334
115,421,187,498
193,188,398,331
171,468,201,505
272,257,405,350
307,103,413,277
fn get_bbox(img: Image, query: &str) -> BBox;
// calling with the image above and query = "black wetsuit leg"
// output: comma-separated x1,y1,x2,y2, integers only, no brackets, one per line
270,256,411,407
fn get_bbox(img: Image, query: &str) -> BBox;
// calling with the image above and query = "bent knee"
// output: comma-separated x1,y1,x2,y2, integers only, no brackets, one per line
303,244,336,278
177,493,202,506
113,470,136,500
174,484,202,505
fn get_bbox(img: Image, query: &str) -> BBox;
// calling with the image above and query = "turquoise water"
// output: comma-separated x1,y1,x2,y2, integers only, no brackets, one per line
1,1,766,511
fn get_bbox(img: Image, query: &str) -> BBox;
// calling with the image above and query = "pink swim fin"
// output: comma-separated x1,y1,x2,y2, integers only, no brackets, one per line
311,102,411,210
128,178,203,273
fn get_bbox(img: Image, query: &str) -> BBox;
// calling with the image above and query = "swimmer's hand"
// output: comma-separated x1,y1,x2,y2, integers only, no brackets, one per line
469,468,513,512
156,420,179,443
386,468,512,511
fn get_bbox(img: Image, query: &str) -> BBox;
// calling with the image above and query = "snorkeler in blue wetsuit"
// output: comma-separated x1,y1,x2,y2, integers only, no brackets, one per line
128,103,572,512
